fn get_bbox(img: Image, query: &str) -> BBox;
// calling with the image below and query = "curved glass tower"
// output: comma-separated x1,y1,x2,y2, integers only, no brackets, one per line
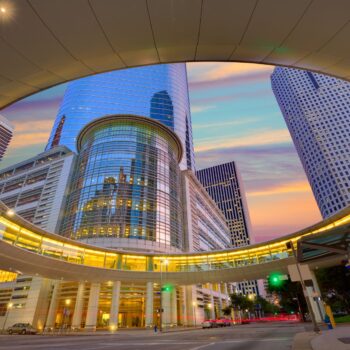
60,114,184,252
47,64,195,171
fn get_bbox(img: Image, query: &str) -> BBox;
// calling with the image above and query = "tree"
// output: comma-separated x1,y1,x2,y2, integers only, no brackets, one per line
267,276,307,316
315,265,350,313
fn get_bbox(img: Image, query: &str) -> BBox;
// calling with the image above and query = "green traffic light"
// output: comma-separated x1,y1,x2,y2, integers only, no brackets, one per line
269,273,284,287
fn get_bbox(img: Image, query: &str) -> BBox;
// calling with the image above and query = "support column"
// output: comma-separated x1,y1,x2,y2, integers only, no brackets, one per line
162,289,171,326
185,285,197,326
308,270,325,322
223,283,229,307
145,282,153,327
171,287,177,325
109,281,121,330
218,284,223,317
209,284,215,320
72,282,85,329
180,286,188,326
85,283,100,331
45,281,60,330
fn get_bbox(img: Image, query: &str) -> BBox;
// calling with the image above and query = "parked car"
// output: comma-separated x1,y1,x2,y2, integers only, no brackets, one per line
202,320,217,328
7,323,37,335
216,318,231,327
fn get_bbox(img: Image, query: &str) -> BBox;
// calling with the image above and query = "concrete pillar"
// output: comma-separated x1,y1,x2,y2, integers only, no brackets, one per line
45,281,60,330
223,283,229,307
85,283,100,331
307,270,325,322
109,281,121,329
185,285,197,326
162,289,172,326
180,286,188,326
209,285,215,320
217,284,223,317
72,282,85,329
145,282,154,327
171,287,177,325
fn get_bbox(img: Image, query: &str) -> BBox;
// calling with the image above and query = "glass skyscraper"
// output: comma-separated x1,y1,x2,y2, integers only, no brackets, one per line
46,64,195,171
271,67,350,218
60,115,184,252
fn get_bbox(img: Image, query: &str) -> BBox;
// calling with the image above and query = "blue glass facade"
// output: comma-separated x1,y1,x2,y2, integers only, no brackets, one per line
46,64,195,171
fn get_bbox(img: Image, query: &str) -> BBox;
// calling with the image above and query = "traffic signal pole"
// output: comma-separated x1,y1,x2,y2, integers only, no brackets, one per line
287,241,320,333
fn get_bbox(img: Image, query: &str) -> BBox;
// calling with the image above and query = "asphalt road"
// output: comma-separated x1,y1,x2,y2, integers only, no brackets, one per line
0,322,307,350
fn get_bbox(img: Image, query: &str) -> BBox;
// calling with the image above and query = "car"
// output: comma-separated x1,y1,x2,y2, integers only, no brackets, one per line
216,318,231,327
7,323,37,335
202,320,217,328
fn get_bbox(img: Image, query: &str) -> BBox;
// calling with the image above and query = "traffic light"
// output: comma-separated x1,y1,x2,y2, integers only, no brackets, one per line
161,284,173,292
268,273,285,288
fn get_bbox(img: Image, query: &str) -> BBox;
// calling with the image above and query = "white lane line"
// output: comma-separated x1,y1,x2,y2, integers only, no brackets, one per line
189,342,216,350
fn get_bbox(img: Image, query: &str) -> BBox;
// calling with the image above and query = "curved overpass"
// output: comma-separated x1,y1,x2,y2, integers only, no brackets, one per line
0,0,349,109
0,202,348,285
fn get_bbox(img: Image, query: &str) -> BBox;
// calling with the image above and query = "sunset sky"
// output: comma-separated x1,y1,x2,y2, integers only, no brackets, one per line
0,62,322,243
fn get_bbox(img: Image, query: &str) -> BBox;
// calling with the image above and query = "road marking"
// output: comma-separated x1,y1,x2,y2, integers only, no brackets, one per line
189,342,216,350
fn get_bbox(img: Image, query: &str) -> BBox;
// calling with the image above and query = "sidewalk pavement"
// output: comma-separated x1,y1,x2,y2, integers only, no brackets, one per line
293,325,350,350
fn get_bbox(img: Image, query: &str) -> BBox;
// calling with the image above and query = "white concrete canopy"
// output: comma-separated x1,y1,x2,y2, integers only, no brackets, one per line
0,0,349,109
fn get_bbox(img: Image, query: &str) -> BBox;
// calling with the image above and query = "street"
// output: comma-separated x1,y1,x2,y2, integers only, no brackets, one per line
0,322,307,350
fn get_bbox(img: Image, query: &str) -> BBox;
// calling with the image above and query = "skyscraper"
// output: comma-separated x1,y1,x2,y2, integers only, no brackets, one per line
271,67,350,218
0,115,13,161
46,64,195,171
196,161,259,296
196,161,252,247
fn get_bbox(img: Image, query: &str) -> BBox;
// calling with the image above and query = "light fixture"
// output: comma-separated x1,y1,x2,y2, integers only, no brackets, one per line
65,299,71,306
0,7,6,13
192,301,197,307
6,209,15,217
8,302,13,308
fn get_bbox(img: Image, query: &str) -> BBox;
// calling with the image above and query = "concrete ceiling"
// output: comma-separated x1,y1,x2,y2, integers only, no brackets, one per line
0,0,349,109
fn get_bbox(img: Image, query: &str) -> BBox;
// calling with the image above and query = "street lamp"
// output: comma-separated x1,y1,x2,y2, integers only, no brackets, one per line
192,301,197,327
2,302,13,333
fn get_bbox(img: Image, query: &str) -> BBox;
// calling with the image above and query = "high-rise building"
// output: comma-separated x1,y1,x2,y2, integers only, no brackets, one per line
60,115,184,253
0,146,75,232
46,64,195,171
271,67,350,218
0,115,14,162
196,161,259,296
196,161,251,247
0,146,76,329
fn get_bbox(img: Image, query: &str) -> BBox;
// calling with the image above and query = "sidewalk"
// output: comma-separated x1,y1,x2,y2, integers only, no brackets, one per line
293,325,350,350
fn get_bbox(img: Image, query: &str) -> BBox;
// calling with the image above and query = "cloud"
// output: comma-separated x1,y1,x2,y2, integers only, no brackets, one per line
247,180,311,197
187,62,274,91
191,88,273,105
191,105,215,113
193,117,259,130
194,128,291,152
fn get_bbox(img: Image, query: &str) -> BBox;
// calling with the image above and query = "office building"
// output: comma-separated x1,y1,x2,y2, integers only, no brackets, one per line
0,146,76,329
46,64,195,171
196,161,259,296
0,115,14,162
0,146,75,232
60,115,184,253
271,67,350,218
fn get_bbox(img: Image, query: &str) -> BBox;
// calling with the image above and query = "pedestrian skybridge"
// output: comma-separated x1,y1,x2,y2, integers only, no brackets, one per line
0,202,348,285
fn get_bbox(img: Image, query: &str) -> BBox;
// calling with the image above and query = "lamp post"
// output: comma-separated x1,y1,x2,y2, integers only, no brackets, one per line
287,241,320,333
159,259,168,332
192,301,197,327
2,302,13,333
